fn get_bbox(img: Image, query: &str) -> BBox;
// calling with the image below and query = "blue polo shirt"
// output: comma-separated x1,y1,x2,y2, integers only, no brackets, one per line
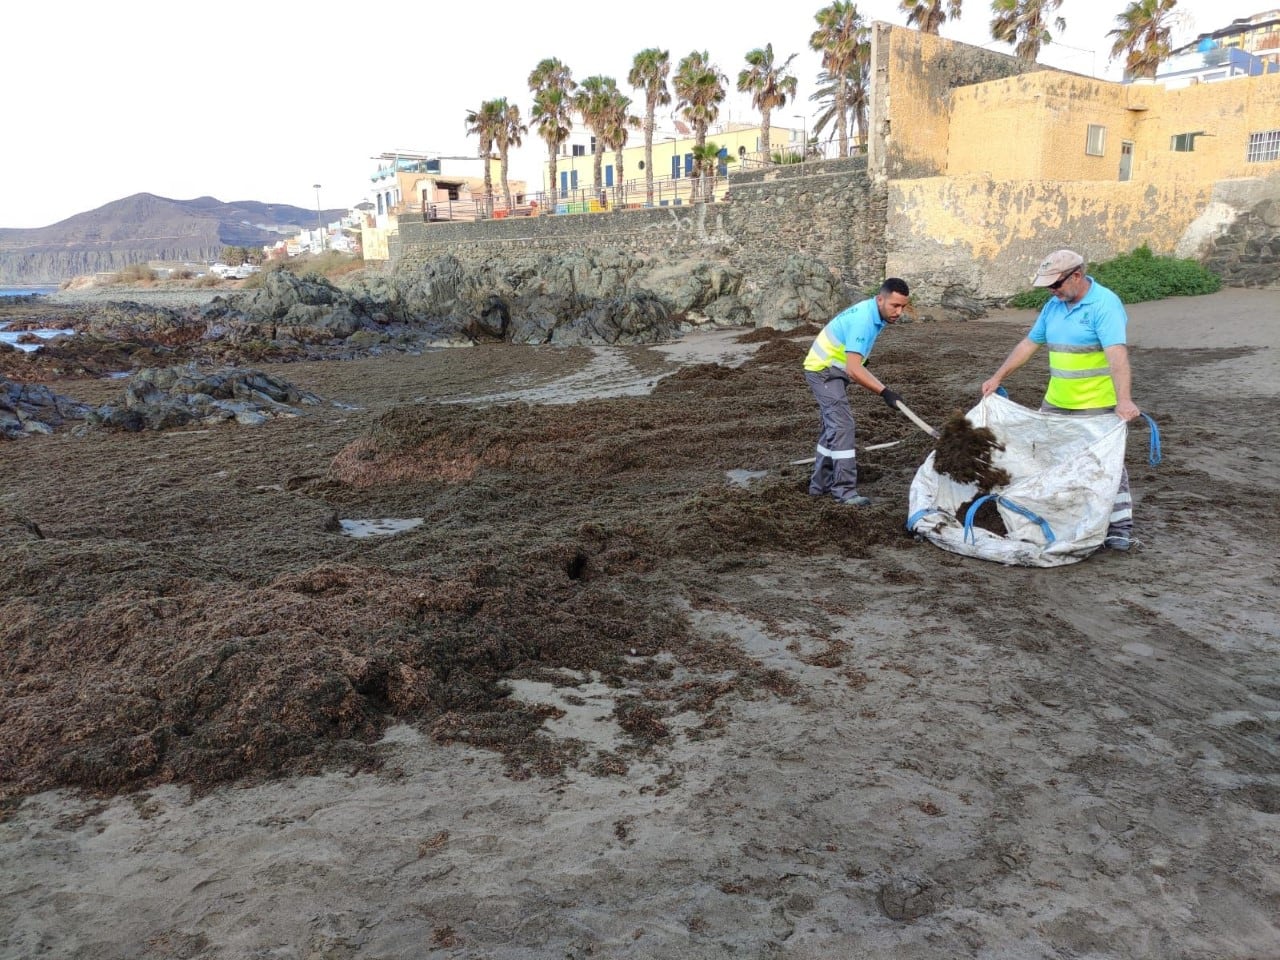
803,298,885,372
1029,276,1127,350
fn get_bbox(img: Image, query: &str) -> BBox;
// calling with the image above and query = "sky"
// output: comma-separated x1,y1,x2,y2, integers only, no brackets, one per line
1,0,1268,229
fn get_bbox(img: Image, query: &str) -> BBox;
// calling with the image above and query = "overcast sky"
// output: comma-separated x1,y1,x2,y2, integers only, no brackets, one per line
1,0,1265,228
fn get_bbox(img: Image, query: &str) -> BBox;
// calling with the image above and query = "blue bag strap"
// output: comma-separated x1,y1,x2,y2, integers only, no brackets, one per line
1140,412,1161,466
963,495,1056,545
906,507,947,532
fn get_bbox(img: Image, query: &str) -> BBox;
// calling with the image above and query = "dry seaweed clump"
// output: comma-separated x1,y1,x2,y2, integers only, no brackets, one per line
954,495,1009,537
933,411,1010,490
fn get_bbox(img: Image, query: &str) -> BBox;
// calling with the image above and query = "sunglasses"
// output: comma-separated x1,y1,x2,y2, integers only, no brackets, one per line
1048,269,1078,291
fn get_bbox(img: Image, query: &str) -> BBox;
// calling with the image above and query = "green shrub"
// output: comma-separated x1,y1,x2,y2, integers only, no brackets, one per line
1007,245,1220,309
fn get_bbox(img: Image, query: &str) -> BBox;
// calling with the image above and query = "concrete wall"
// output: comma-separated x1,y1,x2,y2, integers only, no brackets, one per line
393,157,890,294
869,23,1042,182
887,176,1215,301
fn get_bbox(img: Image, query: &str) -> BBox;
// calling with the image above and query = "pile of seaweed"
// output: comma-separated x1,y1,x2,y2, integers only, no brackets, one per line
1,323,969,805
929,411,1011,537
933,411,1010,489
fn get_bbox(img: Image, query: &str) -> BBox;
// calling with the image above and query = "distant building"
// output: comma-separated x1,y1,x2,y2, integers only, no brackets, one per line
361,149,527,261
1174,8,1280,70
543,118,807,210
1157,44,1279,86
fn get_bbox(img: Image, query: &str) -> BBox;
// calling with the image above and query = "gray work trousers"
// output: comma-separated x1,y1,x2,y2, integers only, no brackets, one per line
805,368,859,500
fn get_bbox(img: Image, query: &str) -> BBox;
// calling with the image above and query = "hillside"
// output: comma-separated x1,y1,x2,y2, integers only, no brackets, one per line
0,194,347,284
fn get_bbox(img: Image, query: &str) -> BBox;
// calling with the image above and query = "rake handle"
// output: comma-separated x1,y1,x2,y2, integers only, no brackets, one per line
893,399,940,439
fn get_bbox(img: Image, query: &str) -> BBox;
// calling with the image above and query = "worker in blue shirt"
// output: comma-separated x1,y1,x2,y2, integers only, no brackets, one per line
802,278,914,506
981,249,1142,550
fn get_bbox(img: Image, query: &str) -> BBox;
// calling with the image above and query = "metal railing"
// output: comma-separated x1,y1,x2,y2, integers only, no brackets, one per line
405,172,732,224
403,134,864,224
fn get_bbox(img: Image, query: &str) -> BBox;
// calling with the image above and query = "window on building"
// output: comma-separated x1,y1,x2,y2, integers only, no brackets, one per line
572,144,586,157
1246,129,1280,162
1086,124,1107,156
1170,132,1201,152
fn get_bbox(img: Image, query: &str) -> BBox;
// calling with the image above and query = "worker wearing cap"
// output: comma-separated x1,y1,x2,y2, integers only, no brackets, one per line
803,278,914,507
981,250,1141,550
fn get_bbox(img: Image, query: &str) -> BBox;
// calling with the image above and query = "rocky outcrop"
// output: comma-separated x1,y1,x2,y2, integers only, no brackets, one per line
738,254,844,330
201,271,365,343
86,365,323,432
10,248,873,389
1177,174,1280,289
1,375,89,439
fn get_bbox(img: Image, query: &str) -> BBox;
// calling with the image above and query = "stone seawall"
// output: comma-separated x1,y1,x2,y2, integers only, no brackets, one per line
392,157,888,297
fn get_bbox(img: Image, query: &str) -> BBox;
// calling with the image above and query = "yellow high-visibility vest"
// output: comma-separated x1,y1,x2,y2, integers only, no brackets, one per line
1045,345,1116,409
804,329,847,372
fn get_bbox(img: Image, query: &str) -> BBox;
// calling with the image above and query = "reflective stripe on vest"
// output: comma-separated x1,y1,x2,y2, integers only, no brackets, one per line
804,328,846,373
1045,343,1116,409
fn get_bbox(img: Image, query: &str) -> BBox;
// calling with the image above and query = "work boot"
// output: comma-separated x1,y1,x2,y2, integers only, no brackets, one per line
834,494,871,507
1103,534,1140,551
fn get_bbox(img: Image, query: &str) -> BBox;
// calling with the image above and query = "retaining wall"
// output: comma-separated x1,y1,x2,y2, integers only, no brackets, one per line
392,157,889,295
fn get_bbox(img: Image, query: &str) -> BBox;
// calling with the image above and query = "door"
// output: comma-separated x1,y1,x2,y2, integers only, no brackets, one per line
1119,141,1133,181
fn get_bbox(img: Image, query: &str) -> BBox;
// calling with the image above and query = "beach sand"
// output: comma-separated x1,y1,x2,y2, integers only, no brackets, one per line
1,289,1277,959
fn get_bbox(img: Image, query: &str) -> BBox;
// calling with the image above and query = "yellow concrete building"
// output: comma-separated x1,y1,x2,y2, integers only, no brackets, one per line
542,122,802,209
870,24,1280,298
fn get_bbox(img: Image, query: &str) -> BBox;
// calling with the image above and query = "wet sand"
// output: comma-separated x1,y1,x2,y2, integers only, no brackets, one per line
1,289,1277,959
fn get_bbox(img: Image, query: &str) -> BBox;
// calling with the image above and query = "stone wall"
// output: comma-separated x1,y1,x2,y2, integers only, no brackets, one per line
1190,174,1280,289
887,175,1218,303
392,157,889,296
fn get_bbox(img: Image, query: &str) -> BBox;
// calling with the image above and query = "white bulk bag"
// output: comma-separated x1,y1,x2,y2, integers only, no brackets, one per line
907,393,1128,567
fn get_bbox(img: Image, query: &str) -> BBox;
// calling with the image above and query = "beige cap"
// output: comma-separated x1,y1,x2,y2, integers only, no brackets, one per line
1031,249,1085,287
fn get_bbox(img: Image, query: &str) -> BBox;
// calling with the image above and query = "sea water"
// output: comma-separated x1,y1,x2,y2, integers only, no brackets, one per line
1,287,71,351
0,285,59,298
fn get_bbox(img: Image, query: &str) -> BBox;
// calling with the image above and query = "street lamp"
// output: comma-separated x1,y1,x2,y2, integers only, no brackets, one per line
792,115,807,164
312,183,324,251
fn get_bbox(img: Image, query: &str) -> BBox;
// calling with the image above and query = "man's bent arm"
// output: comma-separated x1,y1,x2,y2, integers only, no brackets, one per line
1104,344,1140,421
845,353,885,394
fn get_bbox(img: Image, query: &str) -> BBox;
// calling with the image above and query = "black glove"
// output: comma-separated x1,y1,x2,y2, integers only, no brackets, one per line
881,387,902,409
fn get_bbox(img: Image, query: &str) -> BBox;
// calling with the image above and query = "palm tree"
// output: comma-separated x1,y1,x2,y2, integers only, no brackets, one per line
464,99,505,217
600,87,640,206
901,0,962,34
673,51,727,198
737,44,798,164
693,141,735,200
628,48,671,206
1108,0,1177,79
989,0,1065,62
809,2,870,158
493,98,526,214
810,64,869,157
573,75,617,199
529,58,576,203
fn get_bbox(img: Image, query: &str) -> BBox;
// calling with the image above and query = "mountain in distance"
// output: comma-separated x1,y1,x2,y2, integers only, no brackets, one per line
0,193,349,284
